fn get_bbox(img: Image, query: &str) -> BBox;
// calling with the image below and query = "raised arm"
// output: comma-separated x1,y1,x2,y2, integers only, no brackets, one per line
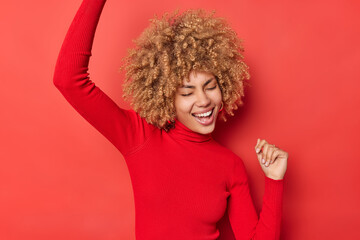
227,137,288,239
227,157,284,240
53,0,155,155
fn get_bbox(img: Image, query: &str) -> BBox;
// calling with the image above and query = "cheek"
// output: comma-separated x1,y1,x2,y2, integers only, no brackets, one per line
212,89,223,104
174,96,192,114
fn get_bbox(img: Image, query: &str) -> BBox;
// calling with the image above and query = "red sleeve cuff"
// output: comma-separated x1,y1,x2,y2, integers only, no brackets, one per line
264,176,284,203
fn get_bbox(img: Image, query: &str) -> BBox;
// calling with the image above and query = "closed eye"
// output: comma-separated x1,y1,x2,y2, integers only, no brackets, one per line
181,93,193,96
206,85,217,90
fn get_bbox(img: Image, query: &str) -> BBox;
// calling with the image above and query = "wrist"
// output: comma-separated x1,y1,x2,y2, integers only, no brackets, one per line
265,173,284,181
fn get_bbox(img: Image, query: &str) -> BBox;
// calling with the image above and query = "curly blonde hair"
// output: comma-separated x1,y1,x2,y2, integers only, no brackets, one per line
121,9,250,130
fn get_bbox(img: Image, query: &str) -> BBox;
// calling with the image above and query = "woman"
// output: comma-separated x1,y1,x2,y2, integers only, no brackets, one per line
53,0,288,239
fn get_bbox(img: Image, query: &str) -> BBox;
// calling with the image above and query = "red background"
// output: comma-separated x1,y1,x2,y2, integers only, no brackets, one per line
1,0,359,239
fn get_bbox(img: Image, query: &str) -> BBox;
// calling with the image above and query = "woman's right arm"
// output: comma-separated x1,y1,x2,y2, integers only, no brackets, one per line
53,0,155,155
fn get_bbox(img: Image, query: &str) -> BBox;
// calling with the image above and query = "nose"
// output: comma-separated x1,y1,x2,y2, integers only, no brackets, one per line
195,90,211,107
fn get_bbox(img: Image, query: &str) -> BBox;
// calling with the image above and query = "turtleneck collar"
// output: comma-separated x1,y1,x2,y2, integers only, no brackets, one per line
167,119,212,143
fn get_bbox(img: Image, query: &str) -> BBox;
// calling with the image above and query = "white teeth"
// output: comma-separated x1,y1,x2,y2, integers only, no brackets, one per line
194,110,212,118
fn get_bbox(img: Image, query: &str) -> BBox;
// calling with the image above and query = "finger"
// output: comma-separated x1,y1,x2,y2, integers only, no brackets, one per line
266,145,276,167
257,139,268,155
255,138,261,153
262,142,270,165
267,145,277,164
270,149,281,164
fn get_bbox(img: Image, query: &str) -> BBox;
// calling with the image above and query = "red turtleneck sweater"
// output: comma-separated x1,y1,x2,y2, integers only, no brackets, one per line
53,0,284,239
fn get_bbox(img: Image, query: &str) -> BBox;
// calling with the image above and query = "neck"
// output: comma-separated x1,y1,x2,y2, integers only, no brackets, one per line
167,119,212,143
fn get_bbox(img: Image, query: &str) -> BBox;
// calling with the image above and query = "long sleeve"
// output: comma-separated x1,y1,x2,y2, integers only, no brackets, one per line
227,157,283,240
53,0,155,155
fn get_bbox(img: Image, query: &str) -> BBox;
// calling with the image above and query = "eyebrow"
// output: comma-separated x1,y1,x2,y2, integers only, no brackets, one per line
181,78,215,89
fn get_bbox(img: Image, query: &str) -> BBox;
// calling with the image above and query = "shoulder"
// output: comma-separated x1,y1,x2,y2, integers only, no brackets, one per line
208,139,246,173
127,109,157,132
208,140,249,188
209,139,242,160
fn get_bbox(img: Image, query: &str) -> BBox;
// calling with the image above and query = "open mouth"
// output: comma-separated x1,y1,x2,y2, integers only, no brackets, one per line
191,108,215,125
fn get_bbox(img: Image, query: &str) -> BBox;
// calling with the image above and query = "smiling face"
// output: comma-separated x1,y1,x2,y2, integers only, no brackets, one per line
174,71,223,134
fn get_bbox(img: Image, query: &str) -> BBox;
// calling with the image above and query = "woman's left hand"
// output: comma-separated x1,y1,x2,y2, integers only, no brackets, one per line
255,138,288,180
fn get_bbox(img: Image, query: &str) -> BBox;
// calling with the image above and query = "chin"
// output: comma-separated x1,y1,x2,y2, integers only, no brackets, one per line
194,124,216,134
